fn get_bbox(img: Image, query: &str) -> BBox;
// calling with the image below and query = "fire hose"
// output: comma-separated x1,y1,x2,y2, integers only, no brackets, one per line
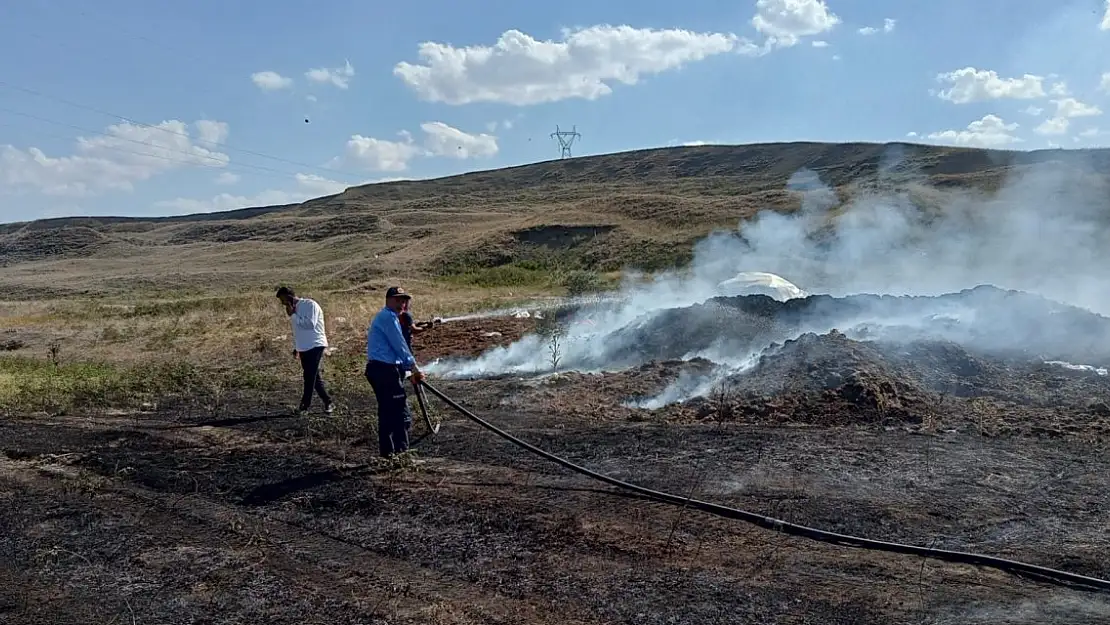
418,380,1110,594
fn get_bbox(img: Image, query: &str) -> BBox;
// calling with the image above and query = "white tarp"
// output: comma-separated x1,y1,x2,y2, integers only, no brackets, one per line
714,271,807,302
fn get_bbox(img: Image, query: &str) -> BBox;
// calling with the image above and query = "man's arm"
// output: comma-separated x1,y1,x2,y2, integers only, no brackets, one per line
289,307,300,356
311,301,327,335
412,318,439,333
311,301,323,325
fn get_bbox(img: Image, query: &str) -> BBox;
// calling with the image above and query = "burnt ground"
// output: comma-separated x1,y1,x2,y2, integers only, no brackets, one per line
4,307,1110,623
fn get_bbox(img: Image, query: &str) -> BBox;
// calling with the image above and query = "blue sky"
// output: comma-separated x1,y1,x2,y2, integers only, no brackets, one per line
2,0,1110,223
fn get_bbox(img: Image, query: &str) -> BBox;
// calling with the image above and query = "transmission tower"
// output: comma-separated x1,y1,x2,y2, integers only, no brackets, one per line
550,125,581,159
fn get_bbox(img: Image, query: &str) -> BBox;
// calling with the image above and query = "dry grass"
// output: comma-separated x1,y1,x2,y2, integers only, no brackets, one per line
0,282,562,415
2,283,551,361
7,141,1107,300
4,140,1110,413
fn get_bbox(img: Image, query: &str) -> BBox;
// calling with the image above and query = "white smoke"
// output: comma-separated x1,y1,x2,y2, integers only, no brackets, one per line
426,147,1110,406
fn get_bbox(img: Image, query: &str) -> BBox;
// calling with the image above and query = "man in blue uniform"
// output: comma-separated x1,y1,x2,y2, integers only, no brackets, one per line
365,286,425,458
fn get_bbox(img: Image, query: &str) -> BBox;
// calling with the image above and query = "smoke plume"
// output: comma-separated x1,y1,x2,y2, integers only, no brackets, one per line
426,147,1110,406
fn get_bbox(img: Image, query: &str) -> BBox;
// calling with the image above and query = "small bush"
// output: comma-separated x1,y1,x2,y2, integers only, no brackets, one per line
562,270,606,296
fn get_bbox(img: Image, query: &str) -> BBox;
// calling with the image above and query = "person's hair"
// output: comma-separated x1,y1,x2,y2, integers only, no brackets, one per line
276,286,295,299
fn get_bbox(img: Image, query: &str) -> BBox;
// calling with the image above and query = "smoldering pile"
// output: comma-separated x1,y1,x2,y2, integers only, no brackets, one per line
607,284,1110,368
605,286,1110,434
648,326,1110,435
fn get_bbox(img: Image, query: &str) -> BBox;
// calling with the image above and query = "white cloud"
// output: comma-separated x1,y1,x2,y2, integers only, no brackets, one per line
214,172,240,185
935,67,1046,103
0,119,230,197
154,173,348,215
1034,117,1069,136
1101,0,1110,30
1049,82,1070,96
1080,127,1101,138
306,60,355,89
1100,72,1110,93
1023,105,1044,116
345,132,422,172
155,189,309,215
293,173,348,195
306,95,318,103
752,0,840,44
194,120,229,146
344,122,499,171
420,121,498,159
926,114,1022,148
752,0,840,48
906,131,919,138
858,18,896,35
485,119,517,132
394,25,747,106
1053,97,1102,118
811,40,829,47
1034,98,1104,136
251,71,293,91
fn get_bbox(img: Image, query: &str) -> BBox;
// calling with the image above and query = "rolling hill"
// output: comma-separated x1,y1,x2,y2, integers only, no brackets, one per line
2,141,1109,299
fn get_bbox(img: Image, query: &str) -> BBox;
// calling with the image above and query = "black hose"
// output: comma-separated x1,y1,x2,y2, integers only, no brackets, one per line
420,381,1110,594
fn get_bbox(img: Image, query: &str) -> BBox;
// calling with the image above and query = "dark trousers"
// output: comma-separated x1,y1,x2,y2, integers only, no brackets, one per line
365,361,412,457
298,346,332,410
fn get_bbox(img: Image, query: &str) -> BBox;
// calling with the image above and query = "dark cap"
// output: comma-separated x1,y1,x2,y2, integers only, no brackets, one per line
385,286,411,299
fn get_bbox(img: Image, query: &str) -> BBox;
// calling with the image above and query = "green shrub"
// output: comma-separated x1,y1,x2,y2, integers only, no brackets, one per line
562,270,606,296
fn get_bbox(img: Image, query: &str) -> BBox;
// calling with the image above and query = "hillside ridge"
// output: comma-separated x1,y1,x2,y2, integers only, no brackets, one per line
3,141,1110,299
6,141,1109,229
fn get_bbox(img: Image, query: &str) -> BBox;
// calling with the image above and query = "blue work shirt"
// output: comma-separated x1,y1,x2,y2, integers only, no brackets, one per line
367,306,416,369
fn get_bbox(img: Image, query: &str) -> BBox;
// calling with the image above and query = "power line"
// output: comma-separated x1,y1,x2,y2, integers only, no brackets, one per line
0,124,291,186
0,106,314,183
0,81,363,181
34,0,219,70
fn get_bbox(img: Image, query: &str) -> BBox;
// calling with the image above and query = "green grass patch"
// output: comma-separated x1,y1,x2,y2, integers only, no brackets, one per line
0,355,283,415
440,261,616,295
443,262,558,289
435,230,695,283
44,294,259,322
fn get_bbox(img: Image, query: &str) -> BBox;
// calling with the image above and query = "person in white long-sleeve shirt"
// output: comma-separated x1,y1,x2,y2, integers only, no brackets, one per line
276,286,334,415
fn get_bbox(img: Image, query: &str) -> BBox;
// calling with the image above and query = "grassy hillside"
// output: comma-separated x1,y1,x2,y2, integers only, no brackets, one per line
4,141,1109,302
0,139,1108,413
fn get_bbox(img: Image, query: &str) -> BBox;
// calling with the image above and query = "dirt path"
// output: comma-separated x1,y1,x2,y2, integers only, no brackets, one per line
3,392,1110,624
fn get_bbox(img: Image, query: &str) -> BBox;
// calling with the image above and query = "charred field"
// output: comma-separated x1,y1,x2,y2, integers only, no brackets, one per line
5,286,1110,624
7,142,1110,623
